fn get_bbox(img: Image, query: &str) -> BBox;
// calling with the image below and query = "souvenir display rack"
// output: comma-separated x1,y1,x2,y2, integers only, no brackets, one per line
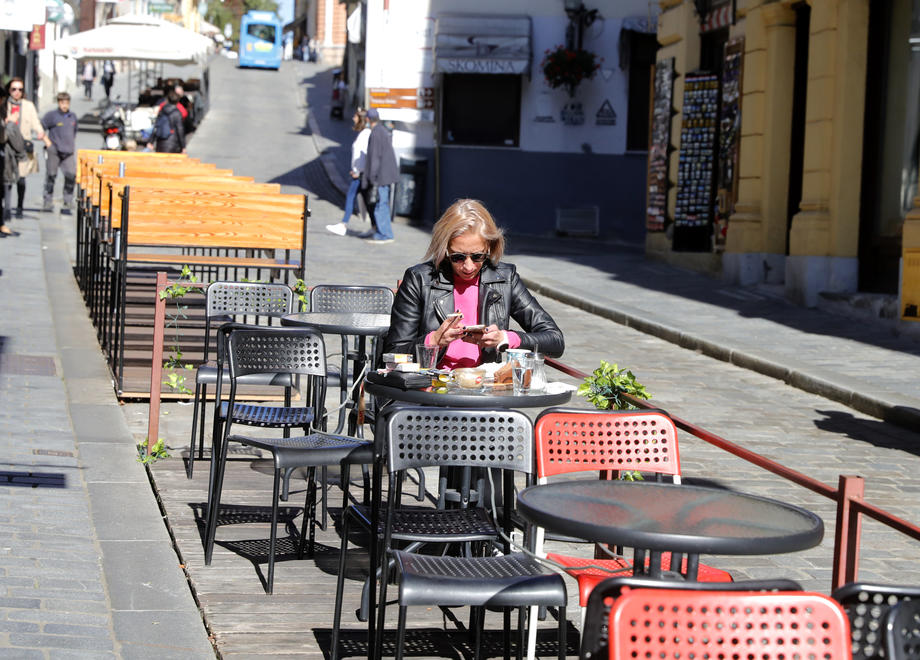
646,58,675,232
715,38,744,248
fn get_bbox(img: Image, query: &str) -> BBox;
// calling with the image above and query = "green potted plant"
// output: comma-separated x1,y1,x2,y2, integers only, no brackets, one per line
541,45,602,98
578,361,651,480
578,360,651,411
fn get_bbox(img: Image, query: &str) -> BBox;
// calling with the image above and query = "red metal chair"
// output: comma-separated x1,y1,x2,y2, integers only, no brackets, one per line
526,407,732,658
607,588,852,659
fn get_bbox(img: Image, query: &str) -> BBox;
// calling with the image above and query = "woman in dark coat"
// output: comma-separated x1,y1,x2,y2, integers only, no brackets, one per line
384,198,564,368
0,94,26,237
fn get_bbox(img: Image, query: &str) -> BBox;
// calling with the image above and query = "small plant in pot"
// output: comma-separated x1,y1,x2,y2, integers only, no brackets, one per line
578,360,651,480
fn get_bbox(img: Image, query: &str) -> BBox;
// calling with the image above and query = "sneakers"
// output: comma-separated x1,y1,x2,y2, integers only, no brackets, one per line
42,201,54,212
365,237,394,245
14,208,22,219
325,222,348,236
356,230,375,239
61,204,72,215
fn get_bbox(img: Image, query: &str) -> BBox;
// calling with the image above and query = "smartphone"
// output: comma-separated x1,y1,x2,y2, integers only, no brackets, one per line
463,324,486,334
445,311,463,324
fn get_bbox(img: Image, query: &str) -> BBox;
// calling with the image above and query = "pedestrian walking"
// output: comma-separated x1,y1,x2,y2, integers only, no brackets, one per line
102,60,116,100
81,61,96,99
41,92,78,214
153,90,186,154
0,92,27,237
326,108,370,236
4,78,44,219
361,108,398,244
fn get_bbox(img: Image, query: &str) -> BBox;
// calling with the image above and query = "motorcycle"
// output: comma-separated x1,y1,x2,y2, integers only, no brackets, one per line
100,103,126,150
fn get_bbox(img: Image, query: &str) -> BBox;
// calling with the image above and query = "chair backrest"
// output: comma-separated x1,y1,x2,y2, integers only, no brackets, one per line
607,588,851,660
386,407,533,475
580,576,803,659
533,407,680,481
227,326,326,380
204,282,294,360
886,598,920,660
309,284,394,314
832,582,920,660
207,281,294,319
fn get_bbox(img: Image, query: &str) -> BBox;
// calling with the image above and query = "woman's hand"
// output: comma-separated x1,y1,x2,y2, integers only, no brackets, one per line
431,314,465,347
462,325,506,350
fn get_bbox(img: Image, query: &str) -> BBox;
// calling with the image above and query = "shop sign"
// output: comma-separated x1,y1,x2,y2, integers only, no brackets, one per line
369,87,434,110
29,23,45,50
437,57,527,75
149,2,173,13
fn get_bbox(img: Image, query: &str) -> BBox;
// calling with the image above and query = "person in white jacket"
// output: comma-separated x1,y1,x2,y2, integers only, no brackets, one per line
326,108,370,236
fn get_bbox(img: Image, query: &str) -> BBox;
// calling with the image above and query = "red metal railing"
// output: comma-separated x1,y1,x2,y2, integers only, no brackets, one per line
545,357,920,591
144,289,920,592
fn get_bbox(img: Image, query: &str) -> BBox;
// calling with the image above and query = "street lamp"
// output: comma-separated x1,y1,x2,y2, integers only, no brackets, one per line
563,0,599,51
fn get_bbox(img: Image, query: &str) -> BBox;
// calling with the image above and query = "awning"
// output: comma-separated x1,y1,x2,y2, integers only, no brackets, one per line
434,15,531,75
283,13,307,32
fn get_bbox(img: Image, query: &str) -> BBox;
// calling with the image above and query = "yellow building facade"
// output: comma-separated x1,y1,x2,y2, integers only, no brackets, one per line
651,0,919,309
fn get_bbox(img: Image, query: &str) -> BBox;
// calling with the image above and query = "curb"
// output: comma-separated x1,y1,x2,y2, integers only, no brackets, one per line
520,275,920,434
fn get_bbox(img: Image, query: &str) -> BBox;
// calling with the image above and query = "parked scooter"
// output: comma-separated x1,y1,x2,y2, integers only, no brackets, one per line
100,103,126,150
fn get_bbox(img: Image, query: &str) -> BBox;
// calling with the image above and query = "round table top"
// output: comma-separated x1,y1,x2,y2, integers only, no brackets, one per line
364,379,572,409
281,312,391,336
517,480,824,556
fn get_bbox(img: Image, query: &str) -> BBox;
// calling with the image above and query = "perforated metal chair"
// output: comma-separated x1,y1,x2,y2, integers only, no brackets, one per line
579,576,803,659
527,407,732,659
832,582,920,660
886,598,920,660
309,284,394,435
203,326,370,594
607,587,851,659
187,281,295,479
334,407,568,660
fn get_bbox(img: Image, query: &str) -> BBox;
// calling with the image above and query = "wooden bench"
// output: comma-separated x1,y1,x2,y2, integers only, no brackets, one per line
102,184,310,393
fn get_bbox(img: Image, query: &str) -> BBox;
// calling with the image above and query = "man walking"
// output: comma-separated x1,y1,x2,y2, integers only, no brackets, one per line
41,92,78,213
361,108,398,244
102,60,116,100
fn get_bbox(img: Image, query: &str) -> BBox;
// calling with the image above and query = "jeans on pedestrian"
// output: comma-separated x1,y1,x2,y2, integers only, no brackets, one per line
44,146,76,205
83,80,93,98
2,184,12,223
341,177,360,224
369,184,394,240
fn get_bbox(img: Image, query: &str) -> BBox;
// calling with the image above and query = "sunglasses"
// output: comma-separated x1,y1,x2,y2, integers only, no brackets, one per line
447,252,489,264
9,87,23,92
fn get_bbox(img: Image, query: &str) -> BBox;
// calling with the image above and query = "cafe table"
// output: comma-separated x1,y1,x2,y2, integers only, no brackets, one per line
281,312,391,434
516,480,824,580
363,378,573,408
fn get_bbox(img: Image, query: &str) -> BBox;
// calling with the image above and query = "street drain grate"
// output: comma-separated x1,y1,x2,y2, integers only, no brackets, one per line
0,355,57,376
33,449,74,457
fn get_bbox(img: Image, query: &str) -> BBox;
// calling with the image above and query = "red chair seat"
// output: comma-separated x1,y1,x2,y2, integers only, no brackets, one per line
546,551,733,606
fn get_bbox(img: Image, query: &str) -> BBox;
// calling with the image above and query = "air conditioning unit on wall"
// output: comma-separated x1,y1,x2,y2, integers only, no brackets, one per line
555,206,599,237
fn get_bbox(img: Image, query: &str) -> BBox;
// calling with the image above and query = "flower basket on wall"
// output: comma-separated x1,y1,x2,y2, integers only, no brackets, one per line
541,45,601,98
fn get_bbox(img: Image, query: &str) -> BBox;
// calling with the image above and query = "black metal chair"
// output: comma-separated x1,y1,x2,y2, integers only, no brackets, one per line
350,407,567,660
580,576,803,659
886,598,920,660
833,582,920,660
203,326,370,594
187,281,296,479
309,284,394,435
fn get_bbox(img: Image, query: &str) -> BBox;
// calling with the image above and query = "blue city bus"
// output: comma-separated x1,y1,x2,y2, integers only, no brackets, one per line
238,11,283,70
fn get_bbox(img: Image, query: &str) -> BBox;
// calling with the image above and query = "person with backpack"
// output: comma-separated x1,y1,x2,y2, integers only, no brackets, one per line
153,90,185,154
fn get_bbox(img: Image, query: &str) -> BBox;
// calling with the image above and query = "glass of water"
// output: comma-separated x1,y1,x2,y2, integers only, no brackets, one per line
511,353,535,395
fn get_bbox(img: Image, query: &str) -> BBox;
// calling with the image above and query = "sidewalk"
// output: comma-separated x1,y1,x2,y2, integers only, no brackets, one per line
305,65,920,433
0,73,214,657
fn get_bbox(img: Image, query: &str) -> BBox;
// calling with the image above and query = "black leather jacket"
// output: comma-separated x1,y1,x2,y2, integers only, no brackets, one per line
384,260,564,363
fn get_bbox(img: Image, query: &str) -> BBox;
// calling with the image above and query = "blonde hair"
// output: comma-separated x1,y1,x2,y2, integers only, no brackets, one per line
424,199,505,268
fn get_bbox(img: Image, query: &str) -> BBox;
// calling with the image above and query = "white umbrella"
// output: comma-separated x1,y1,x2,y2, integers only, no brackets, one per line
53,13,213,65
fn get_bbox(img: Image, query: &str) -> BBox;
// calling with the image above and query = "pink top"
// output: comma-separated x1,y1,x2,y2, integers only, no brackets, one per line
426,276,521,369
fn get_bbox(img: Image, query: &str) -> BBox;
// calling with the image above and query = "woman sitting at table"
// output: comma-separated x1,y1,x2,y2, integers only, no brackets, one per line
384,198,564,368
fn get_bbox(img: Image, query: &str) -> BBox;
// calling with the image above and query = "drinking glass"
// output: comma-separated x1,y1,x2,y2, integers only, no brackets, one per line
415,343,439,370
511,353,535,395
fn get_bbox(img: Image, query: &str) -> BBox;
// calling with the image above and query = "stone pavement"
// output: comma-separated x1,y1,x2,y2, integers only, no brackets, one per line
1,55,920,658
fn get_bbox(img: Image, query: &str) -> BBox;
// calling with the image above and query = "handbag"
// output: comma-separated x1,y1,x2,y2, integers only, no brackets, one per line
23,140,33,155
364,184,379,206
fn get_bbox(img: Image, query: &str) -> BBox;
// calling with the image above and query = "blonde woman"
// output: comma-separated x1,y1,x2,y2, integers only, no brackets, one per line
383,198,564,368
5,78,44,218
